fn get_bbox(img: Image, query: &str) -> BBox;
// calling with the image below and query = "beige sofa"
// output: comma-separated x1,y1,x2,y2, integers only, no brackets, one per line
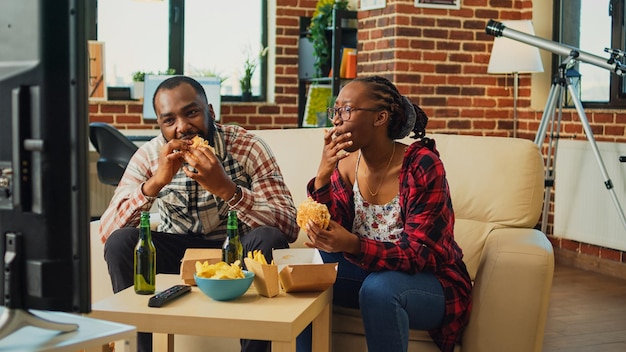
90,128,554,351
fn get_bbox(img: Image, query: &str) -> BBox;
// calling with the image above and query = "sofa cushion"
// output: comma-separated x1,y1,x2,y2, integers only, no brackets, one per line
432,133,544,228
452,219,494,280
429,134,544,279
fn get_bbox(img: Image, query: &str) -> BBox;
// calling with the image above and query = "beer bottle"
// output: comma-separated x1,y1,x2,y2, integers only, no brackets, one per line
134,211,156,294
222,210,243,265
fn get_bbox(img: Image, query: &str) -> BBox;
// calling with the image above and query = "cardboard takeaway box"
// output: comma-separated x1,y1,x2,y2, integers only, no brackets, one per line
273,248,337,293
244,256,280,298
180,247,337,293
180,248,222,285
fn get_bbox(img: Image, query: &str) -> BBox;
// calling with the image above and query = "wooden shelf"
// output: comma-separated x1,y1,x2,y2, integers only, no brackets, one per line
298,10,358,127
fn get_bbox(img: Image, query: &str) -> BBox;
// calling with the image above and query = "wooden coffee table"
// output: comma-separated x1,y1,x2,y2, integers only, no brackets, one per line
88,274,332,352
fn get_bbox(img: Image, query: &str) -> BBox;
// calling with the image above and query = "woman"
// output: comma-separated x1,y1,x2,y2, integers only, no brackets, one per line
302,76,472,352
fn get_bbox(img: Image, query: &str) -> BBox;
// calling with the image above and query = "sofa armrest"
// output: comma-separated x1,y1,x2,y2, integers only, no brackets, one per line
462,228,554,352
90,220,115,303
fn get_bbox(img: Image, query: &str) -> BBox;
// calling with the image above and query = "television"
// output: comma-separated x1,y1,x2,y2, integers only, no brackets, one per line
0,0,91,338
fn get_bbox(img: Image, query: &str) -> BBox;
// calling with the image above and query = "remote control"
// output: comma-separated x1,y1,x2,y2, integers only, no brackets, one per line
148,284,192,307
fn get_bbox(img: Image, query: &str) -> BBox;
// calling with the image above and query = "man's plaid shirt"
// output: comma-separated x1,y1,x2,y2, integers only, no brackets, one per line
99,124,298,244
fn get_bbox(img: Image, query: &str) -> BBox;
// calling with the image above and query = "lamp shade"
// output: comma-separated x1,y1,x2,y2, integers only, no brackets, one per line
487,20,544,74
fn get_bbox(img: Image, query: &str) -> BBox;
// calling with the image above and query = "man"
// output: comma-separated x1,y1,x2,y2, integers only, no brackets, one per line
100,75,299,352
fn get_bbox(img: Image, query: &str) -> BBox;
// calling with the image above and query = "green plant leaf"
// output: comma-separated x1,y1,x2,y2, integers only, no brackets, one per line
307,1,350,77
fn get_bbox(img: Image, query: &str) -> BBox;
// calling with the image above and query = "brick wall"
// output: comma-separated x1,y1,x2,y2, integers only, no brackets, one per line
89,0,626,275
88,100,294,131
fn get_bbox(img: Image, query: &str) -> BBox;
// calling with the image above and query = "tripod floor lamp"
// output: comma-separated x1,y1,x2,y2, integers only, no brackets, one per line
487,20,544,138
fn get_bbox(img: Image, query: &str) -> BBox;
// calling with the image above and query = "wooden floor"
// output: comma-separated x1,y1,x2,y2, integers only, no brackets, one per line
543,263,626,351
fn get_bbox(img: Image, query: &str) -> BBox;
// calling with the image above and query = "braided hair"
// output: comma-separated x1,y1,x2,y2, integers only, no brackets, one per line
350,76,430,145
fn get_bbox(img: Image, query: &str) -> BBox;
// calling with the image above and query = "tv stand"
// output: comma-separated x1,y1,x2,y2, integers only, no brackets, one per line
0,308,77,340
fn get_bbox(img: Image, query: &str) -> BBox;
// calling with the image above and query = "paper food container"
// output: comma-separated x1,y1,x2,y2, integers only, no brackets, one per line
243,257,280,298
180,248,222,285
273,248,337,293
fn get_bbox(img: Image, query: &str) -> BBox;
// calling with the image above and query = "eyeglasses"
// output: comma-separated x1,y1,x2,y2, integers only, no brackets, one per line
327,106,382,122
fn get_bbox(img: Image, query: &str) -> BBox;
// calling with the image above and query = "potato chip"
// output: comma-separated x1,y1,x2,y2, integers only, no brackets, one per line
195,260,244,279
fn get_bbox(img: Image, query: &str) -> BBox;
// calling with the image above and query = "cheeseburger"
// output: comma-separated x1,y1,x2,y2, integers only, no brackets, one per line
296,197,331,230
186,135,215,160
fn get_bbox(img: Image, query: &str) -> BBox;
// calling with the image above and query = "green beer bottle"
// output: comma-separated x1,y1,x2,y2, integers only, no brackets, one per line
134,211,156,294
222,210,243,265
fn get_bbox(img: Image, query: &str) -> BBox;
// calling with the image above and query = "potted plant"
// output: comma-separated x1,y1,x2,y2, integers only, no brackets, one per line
308,0,350,78
131,69,176,100
240,46,268,101
131,71,147,100
189,68,227,85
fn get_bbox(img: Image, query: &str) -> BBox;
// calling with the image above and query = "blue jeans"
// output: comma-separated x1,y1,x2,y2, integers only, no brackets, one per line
297,251,445,352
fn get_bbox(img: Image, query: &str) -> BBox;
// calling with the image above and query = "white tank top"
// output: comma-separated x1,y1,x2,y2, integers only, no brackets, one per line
352,152,403,242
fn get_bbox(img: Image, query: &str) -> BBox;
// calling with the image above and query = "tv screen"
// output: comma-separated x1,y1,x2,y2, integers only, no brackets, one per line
0,0,91,333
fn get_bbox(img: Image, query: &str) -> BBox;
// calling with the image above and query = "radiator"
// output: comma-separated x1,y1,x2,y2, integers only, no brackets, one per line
89,152,116,219
554,139,626,251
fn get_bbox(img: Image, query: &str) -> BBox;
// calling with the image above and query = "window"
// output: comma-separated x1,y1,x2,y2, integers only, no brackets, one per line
184,0,265,98
94,0,267,101
556,0,626,108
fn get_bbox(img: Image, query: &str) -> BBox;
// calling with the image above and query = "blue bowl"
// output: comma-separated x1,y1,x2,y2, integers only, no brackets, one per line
194,271,255,301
